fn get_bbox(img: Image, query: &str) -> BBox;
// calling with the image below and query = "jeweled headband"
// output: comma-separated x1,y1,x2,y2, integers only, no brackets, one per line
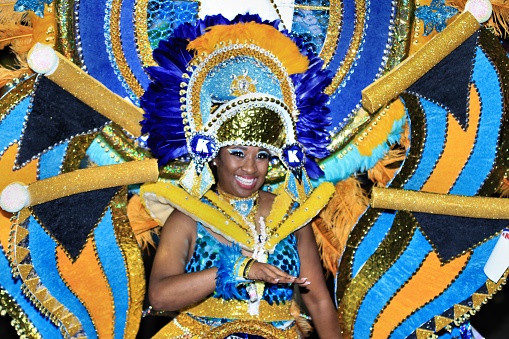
141,14,332,201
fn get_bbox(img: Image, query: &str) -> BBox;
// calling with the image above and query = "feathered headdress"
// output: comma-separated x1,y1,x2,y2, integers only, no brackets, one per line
140,14,332,202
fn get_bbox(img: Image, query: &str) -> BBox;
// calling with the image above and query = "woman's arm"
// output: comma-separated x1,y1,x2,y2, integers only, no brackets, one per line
148,210,217,311
296,224,343,339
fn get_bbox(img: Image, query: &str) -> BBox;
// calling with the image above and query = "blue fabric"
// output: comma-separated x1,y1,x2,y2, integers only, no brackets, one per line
327,2,395,129
39,142,67,180
354,230,432,338
450,47,503,196
28,216,98,338
94,209,129,339
0,247,62,338
0,96,29,153
390,238,496,338
403,98,448,191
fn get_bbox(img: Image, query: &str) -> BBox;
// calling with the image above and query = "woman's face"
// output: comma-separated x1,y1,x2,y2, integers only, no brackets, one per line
214,145,270,198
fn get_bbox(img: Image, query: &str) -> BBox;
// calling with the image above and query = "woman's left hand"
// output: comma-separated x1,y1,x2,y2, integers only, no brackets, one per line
247,261,310,285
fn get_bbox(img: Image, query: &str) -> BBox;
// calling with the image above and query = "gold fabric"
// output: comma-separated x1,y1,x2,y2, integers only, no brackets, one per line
361,11,480,113
371,187,509,219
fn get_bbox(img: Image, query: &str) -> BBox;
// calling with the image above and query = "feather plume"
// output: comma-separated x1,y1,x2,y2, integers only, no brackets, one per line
127,194,161,251
290,302,313,337
187,22,309,75
312,177,369,274
367,146,406,186
497,177,509,198
446,0,509,38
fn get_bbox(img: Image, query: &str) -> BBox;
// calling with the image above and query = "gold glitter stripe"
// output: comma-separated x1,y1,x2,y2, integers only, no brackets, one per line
319,0,341,68
325,0,366,95
134,0,155,67
111,188,145,337
40,50,145,137
361,11,480,113
371,187,509,219
28,159,159,206
185,297,294,322
109,0,144,97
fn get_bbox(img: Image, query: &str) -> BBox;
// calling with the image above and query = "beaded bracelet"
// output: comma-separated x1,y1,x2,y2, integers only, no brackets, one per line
243,258,256,279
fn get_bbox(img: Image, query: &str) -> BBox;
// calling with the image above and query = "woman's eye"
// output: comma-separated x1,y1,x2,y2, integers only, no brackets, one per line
227,149,244,158
257,151,269,159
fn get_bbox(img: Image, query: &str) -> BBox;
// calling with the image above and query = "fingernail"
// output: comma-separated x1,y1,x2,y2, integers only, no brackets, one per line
274,278,280,282
305,281,311,285
301,277,308,281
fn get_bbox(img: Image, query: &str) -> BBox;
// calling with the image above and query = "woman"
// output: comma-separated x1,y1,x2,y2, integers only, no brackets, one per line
139,14,342,338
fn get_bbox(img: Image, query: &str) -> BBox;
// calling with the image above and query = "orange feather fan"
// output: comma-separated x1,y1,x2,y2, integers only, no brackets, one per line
312,177,369,275
187,22,309,75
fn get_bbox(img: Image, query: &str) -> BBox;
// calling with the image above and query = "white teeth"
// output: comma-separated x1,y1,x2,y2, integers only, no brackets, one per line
235,176,254,185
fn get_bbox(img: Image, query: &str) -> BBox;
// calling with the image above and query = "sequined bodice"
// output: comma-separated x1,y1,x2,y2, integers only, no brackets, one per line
185,223,300,304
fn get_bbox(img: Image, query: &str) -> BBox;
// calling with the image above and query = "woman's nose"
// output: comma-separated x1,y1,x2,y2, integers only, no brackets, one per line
241,156,257,173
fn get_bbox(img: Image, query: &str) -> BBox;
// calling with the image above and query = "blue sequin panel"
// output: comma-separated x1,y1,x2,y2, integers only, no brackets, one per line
186,223,300,304
147,0,198,49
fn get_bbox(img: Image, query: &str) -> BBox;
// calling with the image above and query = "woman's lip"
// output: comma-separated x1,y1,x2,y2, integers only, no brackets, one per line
235,175,257,189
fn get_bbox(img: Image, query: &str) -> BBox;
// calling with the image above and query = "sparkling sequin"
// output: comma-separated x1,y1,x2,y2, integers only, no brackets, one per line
415,0,458,36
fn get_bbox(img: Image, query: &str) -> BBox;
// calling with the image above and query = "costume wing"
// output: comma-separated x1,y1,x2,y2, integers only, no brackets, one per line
0,0,507,338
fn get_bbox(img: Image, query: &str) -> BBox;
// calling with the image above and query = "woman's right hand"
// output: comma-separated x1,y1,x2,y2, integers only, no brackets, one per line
247,261,309,285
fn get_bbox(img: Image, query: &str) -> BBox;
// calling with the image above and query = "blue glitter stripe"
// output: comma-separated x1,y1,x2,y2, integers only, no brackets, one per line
39,142,68,180
0,250,62,338
403,98,448,191
94,209,129,339
355,230,431,339
450,48,503,196
390,239,493,339
28,216,98,338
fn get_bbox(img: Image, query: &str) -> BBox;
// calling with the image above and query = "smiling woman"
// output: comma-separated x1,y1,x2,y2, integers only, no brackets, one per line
138,14,342,339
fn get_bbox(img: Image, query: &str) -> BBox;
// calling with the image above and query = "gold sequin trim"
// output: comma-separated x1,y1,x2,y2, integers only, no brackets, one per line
188,45,297,128
325,0,366,95
319,0,342,68
111,188,146,337
371,187,509,219
0,76,35,120
204,319,299,339
184,297,294,322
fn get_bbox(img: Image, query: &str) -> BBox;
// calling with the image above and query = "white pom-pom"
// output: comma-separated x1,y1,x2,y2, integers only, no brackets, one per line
464,0,492,23
27,43,59,75
0,182,30,213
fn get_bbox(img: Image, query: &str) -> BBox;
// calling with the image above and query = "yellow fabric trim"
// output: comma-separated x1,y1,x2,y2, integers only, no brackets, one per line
141,181,252,247
266,182,335,250
184,297,294,322
140,181,335,250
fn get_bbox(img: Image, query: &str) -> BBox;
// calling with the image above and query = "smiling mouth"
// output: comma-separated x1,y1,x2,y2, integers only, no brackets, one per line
235,175,256,188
